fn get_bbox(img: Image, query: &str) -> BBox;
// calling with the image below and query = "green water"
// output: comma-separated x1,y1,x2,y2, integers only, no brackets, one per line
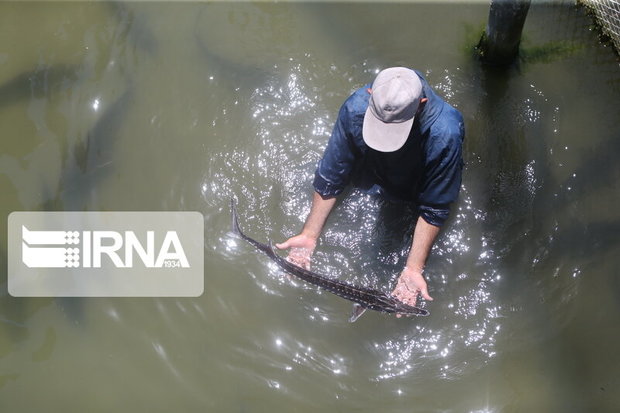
1,1,619,411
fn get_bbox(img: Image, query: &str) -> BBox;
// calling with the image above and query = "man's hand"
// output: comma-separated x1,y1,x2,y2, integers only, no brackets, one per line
392,216,439,317
276,192,336,270
392,267,433,309
275,234,316,270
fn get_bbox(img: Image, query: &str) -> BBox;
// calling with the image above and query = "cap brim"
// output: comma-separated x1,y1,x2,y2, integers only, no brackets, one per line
363,107,414,152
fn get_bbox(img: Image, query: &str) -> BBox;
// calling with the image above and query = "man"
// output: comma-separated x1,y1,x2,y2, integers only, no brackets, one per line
276,67,464,310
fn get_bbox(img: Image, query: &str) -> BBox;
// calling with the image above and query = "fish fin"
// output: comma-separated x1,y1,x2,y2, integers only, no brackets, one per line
348,303,367,323
230,198,241,236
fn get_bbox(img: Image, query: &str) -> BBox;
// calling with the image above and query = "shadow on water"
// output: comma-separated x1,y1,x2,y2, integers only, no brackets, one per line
59,87,133,209
0,66,79,108
49,87,133,325
105,1,159,58
473,63,535,254
468,29,619,356
520,40,583,64
1,87,133,332
555,136,620,207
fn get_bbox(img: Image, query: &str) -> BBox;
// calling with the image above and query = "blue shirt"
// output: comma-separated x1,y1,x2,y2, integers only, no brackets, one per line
313,70,464,226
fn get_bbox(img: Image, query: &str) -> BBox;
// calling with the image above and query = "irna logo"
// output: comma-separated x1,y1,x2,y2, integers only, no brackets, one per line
8,212,204,297
21,227,190,269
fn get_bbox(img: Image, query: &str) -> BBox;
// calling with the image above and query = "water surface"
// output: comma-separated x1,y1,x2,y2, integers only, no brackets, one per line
1,1,619,411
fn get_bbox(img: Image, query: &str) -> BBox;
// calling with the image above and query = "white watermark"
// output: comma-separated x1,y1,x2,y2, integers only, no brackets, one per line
8,212,204,297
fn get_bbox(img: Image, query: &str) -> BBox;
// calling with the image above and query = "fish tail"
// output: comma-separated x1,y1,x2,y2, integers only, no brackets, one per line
230,198,242,236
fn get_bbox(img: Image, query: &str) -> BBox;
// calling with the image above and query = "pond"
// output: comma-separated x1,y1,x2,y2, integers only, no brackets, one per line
1,1,619,411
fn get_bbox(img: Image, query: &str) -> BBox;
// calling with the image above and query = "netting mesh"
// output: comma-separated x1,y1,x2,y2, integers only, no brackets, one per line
579,0,620,53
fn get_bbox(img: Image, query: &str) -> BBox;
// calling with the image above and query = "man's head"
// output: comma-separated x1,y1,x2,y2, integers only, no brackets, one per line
362,67,424,152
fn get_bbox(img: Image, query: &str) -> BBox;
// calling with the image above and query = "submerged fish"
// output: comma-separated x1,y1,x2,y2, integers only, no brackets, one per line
230,199,429,322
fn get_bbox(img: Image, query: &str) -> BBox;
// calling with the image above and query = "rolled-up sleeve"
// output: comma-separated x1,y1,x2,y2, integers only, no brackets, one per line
417,113,464,226
313,104,358,198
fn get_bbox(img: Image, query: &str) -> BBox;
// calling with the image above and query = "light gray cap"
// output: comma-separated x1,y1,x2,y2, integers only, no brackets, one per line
362,67,423,152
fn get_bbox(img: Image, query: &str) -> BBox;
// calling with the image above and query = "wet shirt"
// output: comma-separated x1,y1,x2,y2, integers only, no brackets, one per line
313,71,464,226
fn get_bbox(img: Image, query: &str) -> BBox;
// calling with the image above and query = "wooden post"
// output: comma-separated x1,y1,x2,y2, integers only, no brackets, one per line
478,0,532,65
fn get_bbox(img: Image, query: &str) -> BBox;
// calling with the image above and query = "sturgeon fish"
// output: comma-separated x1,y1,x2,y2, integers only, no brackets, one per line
231,200,429,322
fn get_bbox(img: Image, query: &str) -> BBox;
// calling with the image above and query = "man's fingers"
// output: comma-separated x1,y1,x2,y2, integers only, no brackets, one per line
392,285,420,307
275,241,289,250
287,248,311,270
420,288,434,301
405,295,418,308
289,258,310,271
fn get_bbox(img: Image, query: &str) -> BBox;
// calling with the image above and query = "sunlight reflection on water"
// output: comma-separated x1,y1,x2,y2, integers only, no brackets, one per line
211,62,521,383
193,36,601,398
3,1,619,411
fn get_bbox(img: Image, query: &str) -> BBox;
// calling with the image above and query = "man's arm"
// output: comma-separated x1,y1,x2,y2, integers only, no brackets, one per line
391,215,439,307
275,191,337,269
394,108,463,308
277,89,365,267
